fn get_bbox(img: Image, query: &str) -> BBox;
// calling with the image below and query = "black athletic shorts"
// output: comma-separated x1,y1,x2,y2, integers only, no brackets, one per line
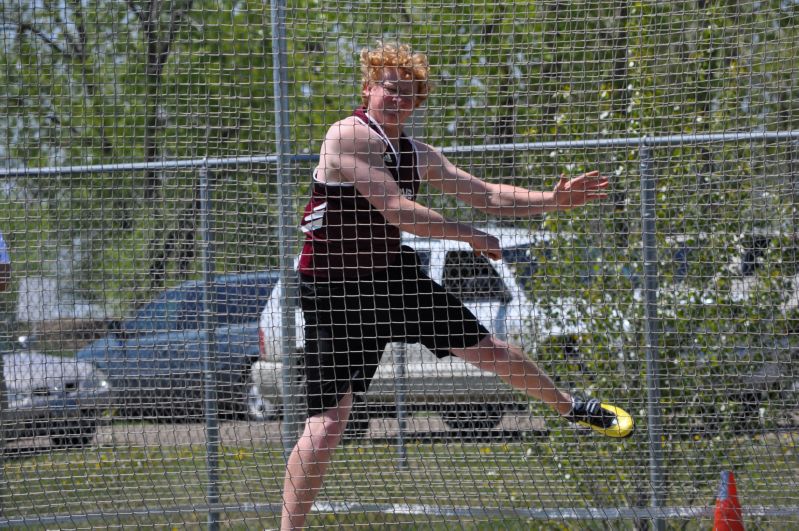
300,246,490,415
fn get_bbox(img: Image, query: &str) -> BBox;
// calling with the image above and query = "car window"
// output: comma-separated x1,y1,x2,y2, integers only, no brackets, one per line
211,274,278,325
123,287,200,334
122,272,279,334
442,251,511,302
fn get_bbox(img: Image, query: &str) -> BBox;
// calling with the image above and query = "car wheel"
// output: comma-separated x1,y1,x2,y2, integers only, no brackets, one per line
441,403,504,432
51,419,97,448
247,384,281,421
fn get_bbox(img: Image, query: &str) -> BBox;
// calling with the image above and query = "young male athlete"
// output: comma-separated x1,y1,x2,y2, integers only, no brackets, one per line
281,42,634,529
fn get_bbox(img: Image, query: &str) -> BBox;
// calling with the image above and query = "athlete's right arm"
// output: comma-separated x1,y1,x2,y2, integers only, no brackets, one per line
317,121,501,259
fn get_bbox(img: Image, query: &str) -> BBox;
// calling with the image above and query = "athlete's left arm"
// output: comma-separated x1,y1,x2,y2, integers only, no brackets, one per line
417,142,610,217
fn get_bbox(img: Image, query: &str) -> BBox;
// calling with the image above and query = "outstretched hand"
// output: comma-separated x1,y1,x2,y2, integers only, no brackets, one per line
553,170,609,209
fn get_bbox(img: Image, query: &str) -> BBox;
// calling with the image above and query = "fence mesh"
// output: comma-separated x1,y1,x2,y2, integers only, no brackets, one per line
1,0,798,528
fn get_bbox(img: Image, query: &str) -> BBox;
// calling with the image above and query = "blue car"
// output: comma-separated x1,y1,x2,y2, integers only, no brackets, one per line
76,271,280,421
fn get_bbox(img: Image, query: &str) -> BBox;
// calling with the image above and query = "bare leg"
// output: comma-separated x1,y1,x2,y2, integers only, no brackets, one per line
281,391,353,530
450,336,573,416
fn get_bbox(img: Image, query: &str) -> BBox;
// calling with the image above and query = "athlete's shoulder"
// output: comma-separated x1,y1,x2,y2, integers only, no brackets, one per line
323,116,384,154
325,116,373,138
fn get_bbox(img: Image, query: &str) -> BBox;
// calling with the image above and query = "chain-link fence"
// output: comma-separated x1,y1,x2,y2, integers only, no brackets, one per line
2,1,799,528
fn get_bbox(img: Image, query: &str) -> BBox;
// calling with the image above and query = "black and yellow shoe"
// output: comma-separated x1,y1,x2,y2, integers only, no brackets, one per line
566,396,635,439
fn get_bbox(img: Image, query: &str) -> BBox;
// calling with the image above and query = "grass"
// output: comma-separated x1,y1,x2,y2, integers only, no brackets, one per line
0,429,796,529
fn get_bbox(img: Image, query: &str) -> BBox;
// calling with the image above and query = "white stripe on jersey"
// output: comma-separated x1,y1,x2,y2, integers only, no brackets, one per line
301,203,328,234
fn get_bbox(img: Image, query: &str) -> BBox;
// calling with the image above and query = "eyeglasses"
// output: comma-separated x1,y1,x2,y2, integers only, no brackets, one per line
375,81,417,100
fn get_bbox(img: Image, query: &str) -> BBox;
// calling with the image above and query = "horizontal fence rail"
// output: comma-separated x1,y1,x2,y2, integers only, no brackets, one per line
3,501,799,528
2,131,798,178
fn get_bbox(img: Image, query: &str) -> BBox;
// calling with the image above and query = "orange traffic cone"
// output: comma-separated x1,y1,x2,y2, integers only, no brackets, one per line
713,470,744,531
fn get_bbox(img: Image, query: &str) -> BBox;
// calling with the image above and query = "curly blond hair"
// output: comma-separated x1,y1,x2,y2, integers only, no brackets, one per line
360,42,430,106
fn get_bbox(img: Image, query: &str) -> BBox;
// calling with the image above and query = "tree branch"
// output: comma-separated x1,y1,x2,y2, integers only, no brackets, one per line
17,22,66,56
157,0,193,71
67,0,88,58
125,0,146,23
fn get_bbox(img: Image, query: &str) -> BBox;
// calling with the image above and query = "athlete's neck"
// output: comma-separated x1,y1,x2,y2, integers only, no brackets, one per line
380,124,403,146
364,110,405,148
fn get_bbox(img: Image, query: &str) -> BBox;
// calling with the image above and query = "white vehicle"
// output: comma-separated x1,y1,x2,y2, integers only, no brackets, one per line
251,226,613,431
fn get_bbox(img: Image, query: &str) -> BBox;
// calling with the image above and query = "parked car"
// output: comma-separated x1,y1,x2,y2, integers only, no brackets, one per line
253,226,627,431
3,337,112,447
76,271,279,421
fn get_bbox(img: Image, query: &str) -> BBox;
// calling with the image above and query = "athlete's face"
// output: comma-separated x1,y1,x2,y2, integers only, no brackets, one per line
364,68,419,127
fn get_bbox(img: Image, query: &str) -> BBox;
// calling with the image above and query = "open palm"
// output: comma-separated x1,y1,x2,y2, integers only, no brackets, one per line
553,170,609,209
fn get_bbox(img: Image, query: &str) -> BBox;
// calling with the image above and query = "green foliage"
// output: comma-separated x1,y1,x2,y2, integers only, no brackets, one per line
3,1,798,286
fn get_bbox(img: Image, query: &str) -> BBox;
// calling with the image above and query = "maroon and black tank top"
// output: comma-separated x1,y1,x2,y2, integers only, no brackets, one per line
297,108,422,279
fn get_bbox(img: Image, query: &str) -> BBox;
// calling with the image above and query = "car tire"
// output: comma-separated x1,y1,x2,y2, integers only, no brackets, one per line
441,403,504,432
51,419,97,448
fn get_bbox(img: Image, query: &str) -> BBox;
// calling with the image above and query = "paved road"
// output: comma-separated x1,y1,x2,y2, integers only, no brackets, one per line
93,413,549,447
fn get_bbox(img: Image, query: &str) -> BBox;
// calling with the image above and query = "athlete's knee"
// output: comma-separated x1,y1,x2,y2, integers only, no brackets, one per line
476,336,518,361
471,338,531,372
296,420,347,460
302,396,353,445
454,339,502,367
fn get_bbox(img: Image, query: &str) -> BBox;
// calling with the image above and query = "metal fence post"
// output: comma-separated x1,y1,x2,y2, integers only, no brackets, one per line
199,162,221,530
270,0,303,458
0,294,7,519
392,343,409,469
639,141,665,530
